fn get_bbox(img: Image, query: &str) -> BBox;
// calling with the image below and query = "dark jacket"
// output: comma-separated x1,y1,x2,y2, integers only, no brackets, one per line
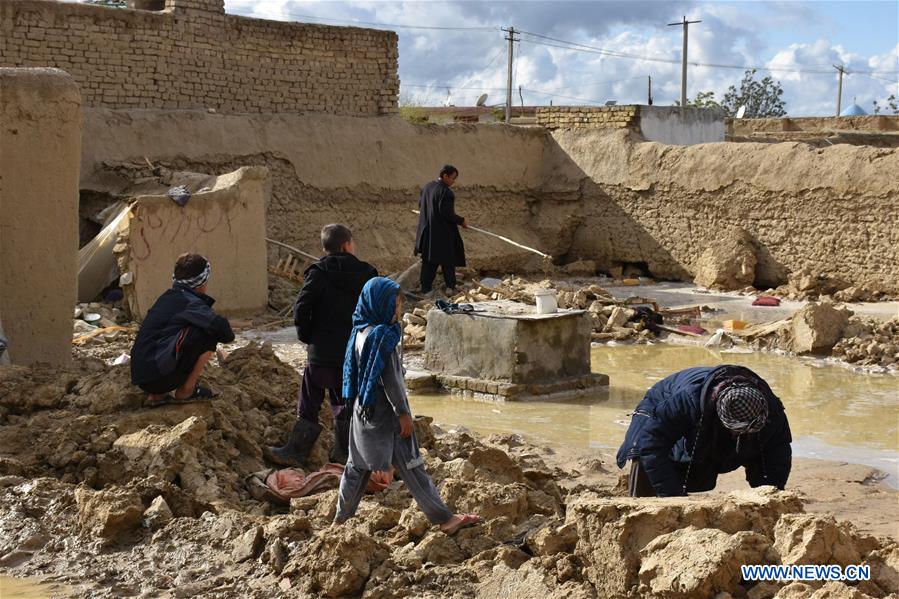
294,253,377,367
616,365,792,497
414,179,466,267
130,285,234,385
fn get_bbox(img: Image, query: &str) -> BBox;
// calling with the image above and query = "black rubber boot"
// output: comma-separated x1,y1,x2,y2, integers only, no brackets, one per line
267,418,322,467
330,412,351,465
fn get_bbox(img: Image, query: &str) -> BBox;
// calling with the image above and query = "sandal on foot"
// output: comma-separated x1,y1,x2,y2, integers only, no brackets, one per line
440,513,481,536
171,385,217,403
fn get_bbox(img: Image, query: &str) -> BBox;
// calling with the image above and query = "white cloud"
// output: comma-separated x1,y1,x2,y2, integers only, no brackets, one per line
223,0,898,116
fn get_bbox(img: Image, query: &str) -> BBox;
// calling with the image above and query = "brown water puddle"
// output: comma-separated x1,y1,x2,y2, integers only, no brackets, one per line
410,344,899,481
0,576,69,599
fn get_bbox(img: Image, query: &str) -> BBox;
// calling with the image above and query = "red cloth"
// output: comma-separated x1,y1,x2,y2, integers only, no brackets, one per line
752,296,781,307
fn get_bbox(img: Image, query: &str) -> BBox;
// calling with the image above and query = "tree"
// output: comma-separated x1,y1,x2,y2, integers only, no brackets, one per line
398,92,429,124
685,90,722,109
872,94,898,115
721,69,787,118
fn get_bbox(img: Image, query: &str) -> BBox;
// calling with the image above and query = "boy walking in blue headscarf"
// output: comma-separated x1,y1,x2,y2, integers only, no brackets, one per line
334,276,480,534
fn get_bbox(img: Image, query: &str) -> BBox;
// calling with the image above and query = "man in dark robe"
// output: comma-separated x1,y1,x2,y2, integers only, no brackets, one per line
414,164,467,294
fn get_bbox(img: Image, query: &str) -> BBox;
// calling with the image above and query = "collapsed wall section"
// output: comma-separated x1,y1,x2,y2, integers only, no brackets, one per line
0,0,398,115
0,68,81,366
549,129,899,291
81,110,561,275
79,109,899,294
115,167,269,319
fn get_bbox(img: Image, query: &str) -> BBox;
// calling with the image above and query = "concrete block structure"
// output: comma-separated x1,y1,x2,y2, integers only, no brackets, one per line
423,301,608,401
0,67,81,366
537,105,725,145
115,166,269,320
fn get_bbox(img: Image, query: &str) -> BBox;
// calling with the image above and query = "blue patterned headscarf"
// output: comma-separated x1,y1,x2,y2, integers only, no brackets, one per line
342,277,402,410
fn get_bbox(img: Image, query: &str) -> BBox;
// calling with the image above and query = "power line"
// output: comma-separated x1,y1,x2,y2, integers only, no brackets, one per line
402,82,606,105
226,6,499,31
518,29,898,75
224,6,898,80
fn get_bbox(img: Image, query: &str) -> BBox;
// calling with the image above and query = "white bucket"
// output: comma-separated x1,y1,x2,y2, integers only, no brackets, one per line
534,289,557,314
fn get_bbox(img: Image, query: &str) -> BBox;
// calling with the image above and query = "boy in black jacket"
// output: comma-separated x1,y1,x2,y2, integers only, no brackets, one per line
268,224,377,466
131,253,235,406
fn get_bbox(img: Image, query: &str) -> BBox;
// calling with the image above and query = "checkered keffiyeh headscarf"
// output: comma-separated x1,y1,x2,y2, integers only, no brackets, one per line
715,381,768,434
173,261,211,289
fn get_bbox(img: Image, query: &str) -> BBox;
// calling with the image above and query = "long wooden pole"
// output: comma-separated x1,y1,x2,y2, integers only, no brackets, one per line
265,238,319,261
412,210,550,259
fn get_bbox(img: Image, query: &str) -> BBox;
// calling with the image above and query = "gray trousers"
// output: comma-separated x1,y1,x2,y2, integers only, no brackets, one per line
335,447,453,524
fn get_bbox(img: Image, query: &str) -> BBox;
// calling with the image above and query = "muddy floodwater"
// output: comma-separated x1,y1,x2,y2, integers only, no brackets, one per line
0,576,67,599
410,344,899,485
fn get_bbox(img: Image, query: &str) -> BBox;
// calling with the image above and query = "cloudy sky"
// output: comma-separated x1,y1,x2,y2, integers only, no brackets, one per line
225,0,898,116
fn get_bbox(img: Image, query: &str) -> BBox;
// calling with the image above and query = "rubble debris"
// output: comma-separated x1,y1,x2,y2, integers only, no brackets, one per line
75,484,144,541
693,228,757,291
638,527,771,598
774,267,851,301
831,317,899,369
789,302,851,354
142,495,174,529
0,343,896,598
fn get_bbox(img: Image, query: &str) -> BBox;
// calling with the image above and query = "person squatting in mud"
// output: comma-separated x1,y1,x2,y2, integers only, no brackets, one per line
130,253,235,407
268,224,377,467
333,276,480,534
617,365,793,497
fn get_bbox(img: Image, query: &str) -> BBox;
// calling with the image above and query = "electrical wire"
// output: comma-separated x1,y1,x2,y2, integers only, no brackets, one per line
222,6,898,81
518,30,898,76
225,5,499,32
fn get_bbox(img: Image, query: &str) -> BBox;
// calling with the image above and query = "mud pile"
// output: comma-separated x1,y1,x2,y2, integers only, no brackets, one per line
770,267,893,302
832,317,899,368
1,345,896,597
738,302,899,370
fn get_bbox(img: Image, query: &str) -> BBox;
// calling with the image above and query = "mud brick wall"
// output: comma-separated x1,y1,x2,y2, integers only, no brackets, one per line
79,109,899,293
0,0,399,115
536,106,640,130
0,68,81,367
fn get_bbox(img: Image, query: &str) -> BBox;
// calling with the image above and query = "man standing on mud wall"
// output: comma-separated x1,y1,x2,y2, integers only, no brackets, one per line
268,224,377,466
414,165,468,295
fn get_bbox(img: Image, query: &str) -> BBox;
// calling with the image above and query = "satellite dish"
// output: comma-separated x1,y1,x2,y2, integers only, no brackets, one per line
735,105,746,119
476,93,488,107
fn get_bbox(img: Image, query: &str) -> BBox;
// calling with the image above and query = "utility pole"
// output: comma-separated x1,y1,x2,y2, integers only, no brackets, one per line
834,64,846,116
668,16,701,107
647,75,653,105
502,26,518,124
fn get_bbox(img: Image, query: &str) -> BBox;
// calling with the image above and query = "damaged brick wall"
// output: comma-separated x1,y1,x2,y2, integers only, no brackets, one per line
0,0,398,115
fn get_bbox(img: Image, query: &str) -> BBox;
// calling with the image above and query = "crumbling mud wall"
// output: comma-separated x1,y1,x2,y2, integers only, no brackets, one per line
727,115,899,148
0,0,398,116
0,68,81,366
549,129,899,292
79,109,899,293
116,167,269,319
81,109,564,275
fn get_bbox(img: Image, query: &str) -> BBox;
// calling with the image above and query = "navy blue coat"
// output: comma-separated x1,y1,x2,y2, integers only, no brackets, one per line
616,365,792,497
131,285,234,385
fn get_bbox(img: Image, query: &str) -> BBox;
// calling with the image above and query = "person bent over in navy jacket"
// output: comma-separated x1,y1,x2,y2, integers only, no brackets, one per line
616,365,792,497
130,253,235,407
